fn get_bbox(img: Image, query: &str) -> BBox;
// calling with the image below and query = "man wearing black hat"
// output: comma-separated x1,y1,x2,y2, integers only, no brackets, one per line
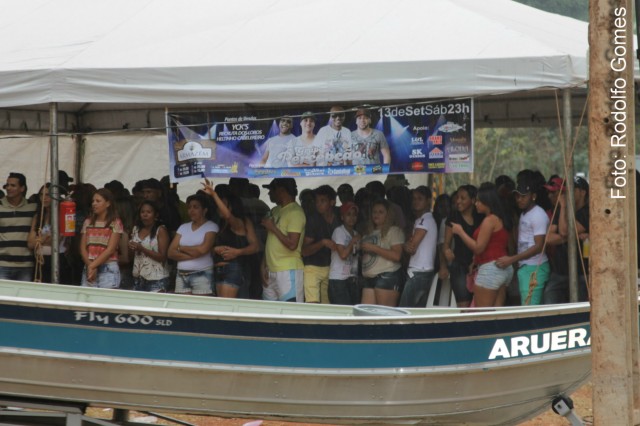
0,173,37,281
314,106,352,166
261,178,306,302
351,107,390,165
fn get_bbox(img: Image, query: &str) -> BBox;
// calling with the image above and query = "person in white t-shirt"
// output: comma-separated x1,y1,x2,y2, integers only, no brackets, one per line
399,186,438,307
496,181,550,305
168,194,218,295
329,201,361,305
259,116,296,168
314,106,352,166
287,111,320,167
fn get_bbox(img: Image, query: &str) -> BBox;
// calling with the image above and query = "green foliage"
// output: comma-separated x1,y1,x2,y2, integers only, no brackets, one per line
443,126,589,193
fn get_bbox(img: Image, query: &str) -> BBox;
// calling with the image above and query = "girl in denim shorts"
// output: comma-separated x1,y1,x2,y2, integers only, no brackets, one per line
168,194,218,295
202,181,259,298
129,201,170,292
450,184,513,307
360,199,405,307
80,188,123,289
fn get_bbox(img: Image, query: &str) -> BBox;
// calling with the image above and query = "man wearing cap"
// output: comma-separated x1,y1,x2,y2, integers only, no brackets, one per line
314,106,353,166
286,112,319,167
496,179,550,305
301,185,341,304
259,116,296,168
351,108,390,165
261,178,306,302
0,173,37,281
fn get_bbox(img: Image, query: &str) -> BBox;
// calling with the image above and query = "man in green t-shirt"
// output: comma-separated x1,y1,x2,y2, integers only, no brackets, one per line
261,178,306,302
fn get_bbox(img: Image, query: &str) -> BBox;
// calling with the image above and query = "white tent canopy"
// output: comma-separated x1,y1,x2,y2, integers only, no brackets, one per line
0,0,588,108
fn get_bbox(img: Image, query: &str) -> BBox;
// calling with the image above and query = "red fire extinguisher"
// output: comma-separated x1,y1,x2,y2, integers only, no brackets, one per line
59,198,76,237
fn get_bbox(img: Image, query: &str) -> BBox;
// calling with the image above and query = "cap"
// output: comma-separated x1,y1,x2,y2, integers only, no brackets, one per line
355,108,372,118
574,176,589,191
513,182,533,195
262,178,297,195
543,177,565,192
301,111,316,120
340,201,359,216
58,170,73,184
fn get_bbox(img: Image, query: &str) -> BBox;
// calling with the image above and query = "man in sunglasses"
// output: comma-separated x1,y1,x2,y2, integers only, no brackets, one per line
0,172,37,281
259,116,296,168
314,106,353,167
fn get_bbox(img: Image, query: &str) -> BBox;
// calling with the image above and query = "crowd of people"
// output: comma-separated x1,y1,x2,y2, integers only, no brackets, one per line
0,169,590,308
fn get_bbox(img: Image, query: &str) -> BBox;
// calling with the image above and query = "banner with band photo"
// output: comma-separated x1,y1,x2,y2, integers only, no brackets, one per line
166,98,473,181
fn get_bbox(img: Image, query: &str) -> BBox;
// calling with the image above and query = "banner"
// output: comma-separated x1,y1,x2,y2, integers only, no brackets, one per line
166,99,473,181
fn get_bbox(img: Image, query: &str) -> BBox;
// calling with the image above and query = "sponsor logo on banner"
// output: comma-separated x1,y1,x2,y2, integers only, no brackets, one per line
428,135,442,145
410,149,426,159
449,153,470,161
429,147,444,159
428,162,445,169
411,136,424,145
411,161,425,171
447,144,470,154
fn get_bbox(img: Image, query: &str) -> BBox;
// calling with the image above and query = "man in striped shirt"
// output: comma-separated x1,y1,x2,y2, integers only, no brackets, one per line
0,173,37,281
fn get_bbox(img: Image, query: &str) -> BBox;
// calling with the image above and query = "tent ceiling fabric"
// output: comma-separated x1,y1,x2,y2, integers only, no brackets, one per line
0,0,588,108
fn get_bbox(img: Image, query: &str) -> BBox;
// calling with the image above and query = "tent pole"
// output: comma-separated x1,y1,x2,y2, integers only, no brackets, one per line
49,102,60,284
563,89,578,302
588,0,635,423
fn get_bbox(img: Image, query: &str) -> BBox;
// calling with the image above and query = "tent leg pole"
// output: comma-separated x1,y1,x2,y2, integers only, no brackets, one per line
50,102,60,284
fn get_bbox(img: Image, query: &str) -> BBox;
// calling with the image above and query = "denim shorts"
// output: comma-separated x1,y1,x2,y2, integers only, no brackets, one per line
475,261,513,290
81,262,120,289
134,276,169,293
362,269,403,292
175,267,214,295
214,262,245,289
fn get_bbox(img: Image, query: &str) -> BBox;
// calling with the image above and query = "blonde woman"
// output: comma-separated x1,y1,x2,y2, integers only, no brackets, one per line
360,199,405,307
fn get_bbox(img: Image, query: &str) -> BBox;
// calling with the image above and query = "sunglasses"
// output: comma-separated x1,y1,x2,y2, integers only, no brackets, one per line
330,113,345,118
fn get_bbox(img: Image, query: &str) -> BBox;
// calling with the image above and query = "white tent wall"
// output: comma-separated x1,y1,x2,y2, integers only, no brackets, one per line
0,134,75,197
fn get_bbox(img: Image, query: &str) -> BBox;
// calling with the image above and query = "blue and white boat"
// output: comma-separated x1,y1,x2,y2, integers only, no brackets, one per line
0,280,591,425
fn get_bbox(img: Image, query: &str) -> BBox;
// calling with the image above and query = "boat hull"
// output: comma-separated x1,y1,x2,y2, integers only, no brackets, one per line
0,281,592,425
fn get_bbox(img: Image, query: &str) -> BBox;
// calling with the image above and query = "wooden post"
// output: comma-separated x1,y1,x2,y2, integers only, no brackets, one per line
588,0,636,424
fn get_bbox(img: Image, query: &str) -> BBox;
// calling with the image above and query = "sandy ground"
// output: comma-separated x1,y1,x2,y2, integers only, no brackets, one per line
85,383,593,426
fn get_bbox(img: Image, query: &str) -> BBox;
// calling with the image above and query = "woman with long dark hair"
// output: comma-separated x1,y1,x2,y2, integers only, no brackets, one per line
79,188,123,288
450,183,513,307
442,184,482,307
129,200,170,292
202,179,259,298
27,184,71,283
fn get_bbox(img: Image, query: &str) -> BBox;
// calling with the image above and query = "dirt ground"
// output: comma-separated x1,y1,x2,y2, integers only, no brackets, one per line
86,383,593,426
